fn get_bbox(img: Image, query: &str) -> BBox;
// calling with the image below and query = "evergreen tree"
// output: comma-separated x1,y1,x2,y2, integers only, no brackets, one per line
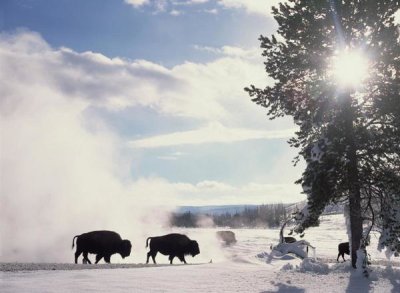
246,0,400,269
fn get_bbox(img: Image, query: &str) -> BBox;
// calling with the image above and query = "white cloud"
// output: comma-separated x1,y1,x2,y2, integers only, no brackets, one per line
129,122,296,148
194,45,261,59
170,9,182,15
124,0,150,7
0,30,289,139
175,0,209,4
196,180,234,191
218,0,282,17
153,0,168,13
124,0,174,13
186,180,302,205
124,0,282,16
167,56,275,123
0,31,274,126
129,177,303,206
204,8,218,14
188,0,209,4
171,0,209,6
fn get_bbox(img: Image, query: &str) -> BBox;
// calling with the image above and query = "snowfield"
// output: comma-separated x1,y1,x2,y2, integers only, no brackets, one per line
1,214,399,292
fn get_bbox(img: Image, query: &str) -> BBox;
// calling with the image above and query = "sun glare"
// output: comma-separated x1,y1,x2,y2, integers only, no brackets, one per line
331,49,369,88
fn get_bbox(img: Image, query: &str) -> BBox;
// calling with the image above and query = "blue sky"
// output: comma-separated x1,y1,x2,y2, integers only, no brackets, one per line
1,0,305,206
2,0,276,65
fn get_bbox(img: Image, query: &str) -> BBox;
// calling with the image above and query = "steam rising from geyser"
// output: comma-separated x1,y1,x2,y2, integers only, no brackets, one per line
0,31,175,263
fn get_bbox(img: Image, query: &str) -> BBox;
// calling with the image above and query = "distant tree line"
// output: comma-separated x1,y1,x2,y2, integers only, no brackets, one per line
169,204,289,228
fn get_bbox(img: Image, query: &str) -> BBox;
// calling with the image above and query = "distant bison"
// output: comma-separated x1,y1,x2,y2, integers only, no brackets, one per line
146,233,200,264
283,236,297,243
216,231,237,245
72,230,132,264
337,242,350,262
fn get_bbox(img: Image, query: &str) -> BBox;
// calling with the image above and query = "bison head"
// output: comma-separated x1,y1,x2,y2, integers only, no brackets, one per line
187,240,200,257
118,239,132,258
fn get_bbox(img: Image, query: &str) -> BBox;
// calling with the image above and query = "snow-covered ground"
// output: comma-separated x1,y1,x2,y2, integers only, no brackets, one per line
1,214,399,292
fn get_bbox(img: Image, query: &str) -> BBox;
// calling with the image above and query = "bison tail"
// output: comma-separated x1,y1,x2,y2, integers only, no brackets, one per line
72,235,78,249
146,237,152,248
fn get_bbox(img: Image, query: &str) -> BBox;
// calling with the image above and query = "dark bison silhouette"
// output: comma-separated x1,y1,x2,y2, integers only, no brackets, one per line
337,242,350,261
72,230,132,264
216,231,237,245
146,233,200,264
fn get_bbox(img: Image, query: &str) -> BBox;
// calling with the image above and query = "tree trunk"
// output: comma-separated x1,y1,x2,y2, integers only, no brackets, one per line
348,149,363,269
343,94,363,268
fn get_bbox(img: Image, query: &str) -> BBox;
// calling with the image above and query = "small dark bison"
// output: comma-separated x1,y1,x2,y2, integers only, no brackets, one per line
72,230,132,264
146,233,200,264
216,231,237,245
337,242,350,262
283,236,297,243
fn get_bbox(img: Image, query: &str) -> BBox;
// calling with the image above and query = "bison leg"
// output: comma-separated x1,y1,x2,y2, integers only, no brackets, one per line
104,255,111,264
178,255,186,264
337,253,345,262
95,254,103,264
147,251,157,264
83,252,92,264
75,249,82,264
169,255,175,264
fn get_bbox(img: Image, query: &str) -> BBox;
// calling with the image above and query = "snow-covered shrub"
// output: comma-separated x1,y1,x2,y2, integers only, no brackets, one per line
298,258,329,274
272,240,313,259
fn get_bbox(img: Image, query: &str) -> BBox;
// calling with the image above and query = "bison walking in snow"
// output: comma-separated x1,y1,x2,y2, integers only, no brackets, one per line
337,242,350,262
72,230,132,264
146,233,200,264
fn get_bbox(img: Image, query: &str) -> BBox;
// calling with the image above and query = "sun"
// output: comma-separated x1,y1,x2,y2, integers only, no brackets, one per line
331,49,370,89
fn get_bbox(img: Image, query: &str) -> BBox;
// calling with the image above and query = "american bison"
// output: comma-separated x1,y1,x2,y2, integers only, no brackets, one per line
72,230,132,264
216,231,237,245
337,242,350,262
146,233,200,264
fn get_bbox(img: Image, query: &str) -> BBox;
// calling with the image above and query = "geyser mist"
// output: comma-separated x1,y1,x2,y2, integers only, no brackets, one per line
0,31,174,263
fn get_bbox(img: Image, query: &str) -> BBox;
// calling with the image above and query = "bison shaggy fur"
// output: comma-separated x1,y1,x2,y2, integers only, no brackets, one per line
146,233,200,264
72,230,132,264
337,242,350,262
